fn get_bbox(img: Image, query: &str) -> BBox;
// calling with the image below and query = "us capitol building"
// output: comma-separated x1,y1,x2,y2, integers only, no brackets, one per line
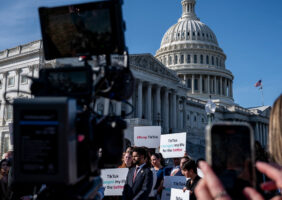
0,0,270,158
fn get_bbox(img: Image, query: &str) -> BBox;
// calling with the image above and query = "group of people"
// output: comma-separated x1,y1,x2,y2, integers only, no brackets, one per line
104,145,203,200
105,94,282,200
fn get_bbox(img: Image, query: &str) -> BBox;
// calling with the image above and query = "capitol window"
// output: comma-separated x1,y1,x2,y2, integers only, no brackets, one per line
7,77,15,87
212,56,214,65
193,32,195,36
206,55,209,64
164,57,166,65
194,55,197,63
187,78,191,89
187,55,191,63
197,32,200,36
169,56,172,65
174,55,178,64
194,79,198,91
20,75,28,84
0,79,2,89
200,55,203,64
5,104,13,120
216,57,219,66
180,55,184,64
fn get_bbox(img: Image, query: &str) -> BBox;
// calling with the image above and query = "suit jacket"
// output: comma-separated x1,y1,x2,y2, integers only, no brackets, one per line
122,164,153,200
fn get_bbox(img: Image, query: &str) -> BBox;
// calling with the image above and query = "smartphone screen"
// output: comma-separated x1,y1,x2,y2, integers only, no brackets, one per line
207,123,255,200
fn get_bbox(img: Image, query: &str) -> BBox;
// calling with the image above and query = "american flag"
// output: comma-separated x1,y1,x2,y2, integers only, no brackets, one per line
254,80,262,89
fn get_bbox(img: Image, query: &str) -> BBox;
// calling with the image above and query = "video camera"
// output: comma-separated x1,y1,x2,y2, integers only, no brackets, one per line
10,0,134,199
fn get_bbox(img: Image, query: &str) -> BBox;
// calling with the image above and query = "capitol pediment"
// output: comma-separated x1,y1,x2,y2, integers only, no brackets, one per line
129,54,180,81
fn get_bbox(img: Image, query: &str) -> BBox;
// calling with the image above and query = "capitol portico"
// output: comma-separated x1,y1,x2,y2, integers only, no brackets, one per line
0,0,271,158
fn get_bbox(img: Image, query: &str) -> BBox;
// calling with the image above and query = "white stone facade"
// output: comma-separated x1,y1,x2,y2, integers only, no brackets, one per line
0,0,270,159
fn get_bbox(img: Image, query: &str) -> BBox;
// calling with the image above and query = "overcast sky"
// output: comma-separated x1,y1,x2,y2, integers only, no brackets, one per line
0,0,281,108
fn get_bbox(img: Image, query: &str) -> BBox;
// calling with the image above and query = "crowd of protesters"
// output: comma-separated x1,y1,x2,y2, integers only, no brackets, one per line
103,94,282,200
1,94,282,200
103,144,204,200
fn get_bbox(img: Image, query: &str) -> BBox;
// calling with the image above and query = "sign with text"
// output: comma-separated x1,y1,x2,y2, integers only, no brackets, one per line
101,168,129,196
163,176,187,189
134,126,161,148
160,132,186,158
161,176,187,200
170,188,190,200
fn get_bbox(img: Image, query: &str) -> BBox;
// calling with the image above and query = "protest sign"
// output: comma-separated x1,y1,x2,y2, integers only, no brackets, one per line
160,132,186,158
170,188,190,200
161,176,187,200
101,168,128,196
134,126,161,148
163,176,187,189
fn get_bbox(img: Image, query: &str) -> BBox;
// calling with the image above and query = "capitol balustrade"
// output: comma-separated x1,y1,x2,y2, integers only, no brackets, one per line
125,118,152,126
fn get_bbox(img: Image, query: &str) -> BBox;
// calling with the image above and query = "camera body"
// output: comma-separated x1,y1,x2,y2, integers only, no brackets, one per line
12,0,131,193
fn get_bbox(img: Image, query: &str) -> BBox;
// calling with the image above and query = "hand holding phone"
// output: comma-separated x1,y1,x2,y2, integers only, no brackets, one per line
206,122,255,200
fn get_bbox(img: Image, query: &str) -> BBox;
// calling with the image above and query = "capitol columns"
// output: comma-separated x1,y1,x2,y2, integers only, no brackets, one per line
231,81,233,97
156,85,161,119
207,75,210,94
215,76,218,95
199,75,203,94
220,77,223,96
146,83,152,121
163,88,169,133
191,74,195,94
126,97,133,118
137,80,143,118
182,97,187,130
172,90,177,132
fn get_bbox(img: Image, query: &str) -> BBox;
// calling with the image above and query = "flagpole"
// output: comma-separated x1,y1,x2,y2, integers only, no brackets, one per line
260,86,264,106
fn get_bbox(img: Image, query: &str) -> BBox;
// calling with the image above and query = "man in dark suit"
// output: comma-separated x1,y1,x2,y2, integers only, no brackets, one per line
122,147,153,200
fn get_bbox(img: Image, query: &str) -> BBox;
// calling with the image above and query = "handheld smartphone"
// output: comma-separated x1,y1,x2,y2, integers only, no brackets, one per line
206,122,256,200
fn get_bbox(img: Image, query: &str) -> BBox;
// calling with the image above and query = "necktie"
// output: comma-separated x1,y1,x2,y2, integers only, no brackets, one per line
133,167,139,182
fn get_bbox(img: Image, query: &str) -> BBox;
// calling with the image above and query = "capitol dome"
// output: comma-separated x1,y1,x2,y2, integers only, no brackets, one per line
155,0,234,105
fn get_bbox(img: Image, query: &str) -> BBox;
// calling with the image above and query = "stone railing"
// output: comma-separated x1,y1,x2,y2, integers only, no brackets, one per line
125,118,152,126
227,105,253,115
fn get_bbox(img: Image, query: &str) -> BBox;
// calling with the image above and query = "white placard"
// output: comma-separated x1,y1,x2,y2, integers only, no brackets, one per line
170,188,190,200
134,126,161,148
163,176,187,189
160,132,186,158
101,168,129,196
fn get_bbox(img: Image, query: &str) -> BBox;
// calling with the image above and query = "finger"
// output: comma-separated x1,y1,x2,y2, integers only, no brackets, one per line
256,162,282,187
261,181,277,191
243,187,264,200
195,179,213,200
199,161,230,199
270,196,282,200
